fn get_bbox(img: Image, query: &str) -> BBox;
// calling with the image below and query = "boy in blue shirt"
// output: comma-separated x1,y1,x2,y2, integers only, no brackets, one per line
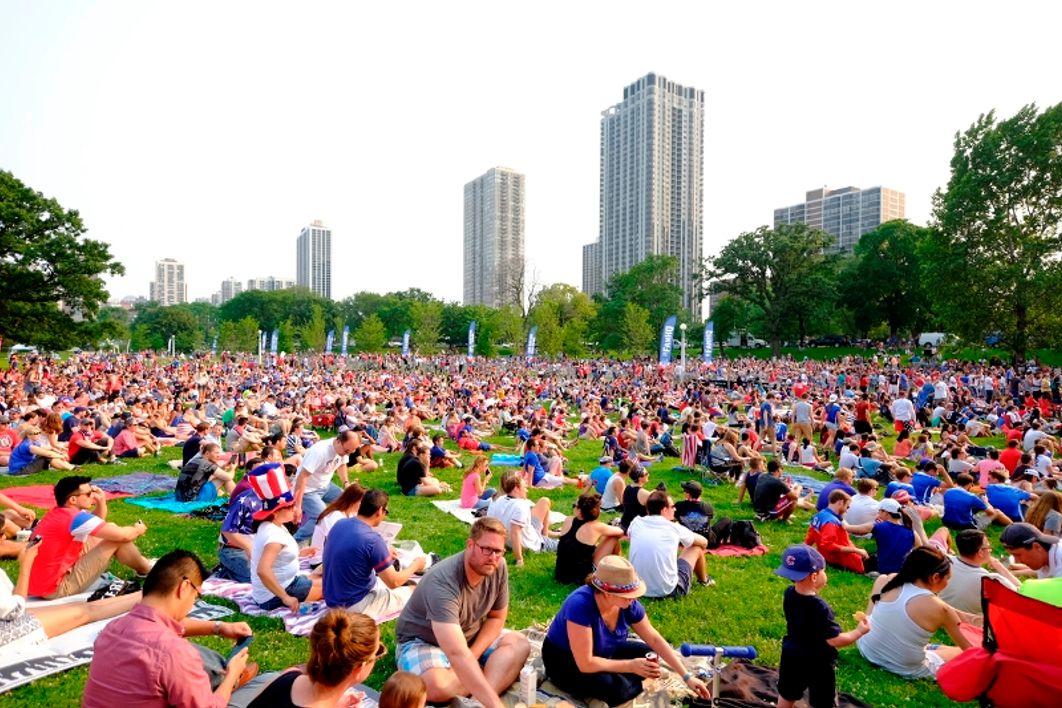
774,545,869,708
942,474,1011,530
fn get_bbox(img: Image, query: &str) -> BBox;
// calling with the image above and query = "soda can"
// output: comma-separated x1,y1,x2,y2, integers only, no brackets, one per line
645,651,659,663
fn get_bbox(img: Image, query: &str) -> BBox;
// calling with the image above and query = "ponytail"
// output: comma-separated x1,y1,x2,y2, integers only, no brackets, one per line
871,546,950,603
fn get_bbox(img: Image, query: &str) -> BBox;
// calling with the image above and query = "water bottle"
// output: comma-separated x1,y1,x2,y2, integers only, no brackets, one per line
519,664,536,704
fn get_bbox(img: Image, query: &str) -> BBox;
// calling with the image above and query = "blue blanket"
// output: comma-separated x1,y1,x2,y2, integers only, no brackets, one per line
784,472,828,496
124,494,219,514
490,453,524,467
94,472,177,495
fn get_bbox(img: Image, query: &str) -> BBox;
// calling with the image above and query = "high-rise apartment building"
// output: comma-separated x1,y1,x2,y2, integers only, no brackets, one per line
773,186,906,252
581,242,601,297
583,72,705,314
463,167,525,309
296,220,332,299
149,258,187,306
246,276,295,292
219,277,243,304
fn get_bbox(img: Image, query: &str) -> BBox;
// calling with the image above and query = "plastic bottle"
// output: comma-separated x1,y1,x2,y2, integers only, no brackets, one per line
519,664,536,704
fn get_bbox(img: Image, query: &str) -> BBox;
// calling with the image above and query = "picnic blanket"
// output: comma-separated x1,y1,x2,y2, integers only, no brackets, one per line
707,544,769,557
124,494,220,514
490,453,524,467
200,576,401,635
94,472,177,495
0,601,231,695
783,472,828,496
432,498,567,527
2,484,130,510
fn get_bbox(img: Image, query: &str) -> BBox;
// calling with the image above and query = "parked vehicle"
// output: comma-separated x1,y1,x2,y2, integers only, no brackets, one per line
724,334,768,348
809,334,849,347
917,332,953,347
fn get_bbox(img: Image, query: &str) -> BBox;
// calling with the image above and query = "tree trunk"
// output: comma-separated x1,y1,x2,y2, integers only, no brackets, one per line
1013,302,1028,364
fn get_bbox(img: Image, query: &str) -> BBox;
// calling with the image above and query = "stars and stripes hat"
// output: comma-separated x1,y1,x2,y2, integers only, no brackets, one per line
249,462,295,520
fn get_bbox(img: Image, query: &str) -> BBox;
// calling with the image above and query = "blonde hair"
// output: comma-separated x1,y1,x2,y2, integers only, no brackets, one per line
379,671,427,708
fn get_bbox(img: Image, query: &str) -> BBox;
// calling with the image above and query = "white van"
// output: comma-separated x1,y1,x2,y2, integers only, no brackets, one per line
917,332,951,347
725,334,768,348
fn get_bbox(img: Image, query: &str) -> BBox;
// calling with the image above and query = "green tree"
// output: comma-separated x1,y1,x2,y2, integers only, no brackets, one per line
529,283,597,357
840,220,933,337
233,316,261,353
706,224,834,355
355,314,387,353
0,170,125,348
410,300,443,354
594,256,683,351
298,305,328,352
619,302,654,355
927,103,1062,361
491,305,524,354
709,296,760,357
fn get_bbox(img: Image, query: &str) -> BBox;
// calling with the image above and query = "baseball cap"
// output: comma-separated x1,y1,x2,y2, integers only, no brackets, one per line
774,544,826,581
598,455,613,464
1001,522,1059,549
828,394,838,403
879,498,902,516
681,480,703,496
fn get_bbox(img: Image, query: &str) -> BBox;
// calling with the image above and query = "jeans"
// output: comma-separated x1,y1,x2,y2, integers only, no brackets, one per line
217,545,251,584
542,637,650,707
294,483,342,541
473,488,497,511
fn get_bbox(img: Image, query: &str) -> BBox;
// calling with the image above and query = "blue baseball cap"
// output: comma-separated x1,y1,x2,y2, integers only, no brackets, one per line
774,544,826,581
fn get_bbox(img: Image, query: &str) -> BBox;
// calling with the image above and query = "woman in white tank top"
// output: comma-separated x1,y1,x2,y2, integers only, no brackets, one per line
857,546,977,677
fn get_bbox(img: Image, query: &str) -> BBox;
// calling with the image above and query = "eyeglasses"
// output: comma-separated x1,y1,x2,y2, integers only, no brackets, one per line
382,506,390,516
475,543,506,557
183,577,203,601
373,642,388,659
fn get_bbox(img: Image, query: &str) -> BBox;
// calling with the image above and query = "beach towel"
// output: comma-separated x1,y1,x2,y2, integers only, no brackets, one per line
2,485,130,510
783,472,828,496
0,601,231,695
199,576,401,635
124,494,221,514
706,544,769,557
490,453,524,467
93,472,177,495
432,498,567,527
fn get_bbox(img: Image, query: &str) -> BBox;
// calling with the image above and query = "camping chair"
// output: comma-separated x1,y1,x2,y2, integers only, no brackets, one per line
937,577,1062,707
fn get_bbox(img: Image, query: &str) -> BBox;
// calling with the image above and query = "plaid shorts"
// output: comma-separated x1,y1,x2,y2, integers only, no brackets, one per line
396,631,508,674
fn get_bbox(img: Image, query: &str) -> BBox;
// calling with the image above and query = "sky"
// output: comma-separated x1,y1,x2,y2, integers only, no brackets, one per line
2,1,1060,306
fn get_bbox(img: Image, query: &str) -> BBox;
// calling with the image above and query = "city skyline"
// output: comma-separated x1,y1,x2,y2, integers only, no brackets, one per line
2,2,1060,305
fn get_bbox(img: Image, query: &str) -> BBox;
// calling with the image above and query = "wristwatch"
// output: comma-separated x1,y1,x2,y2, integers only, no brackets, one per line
213,621,222,635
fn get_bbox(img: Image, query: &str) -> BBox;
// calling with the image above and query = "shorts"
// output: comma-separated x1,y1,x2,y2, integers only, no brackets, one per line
11,456,48,475
531,517,560,553
396,631,508,674
664,558,694,599
778,648,836,707
257,574,312,611
47,537,117,599
534,474,564,490
406,485,422,497
346,585,413,620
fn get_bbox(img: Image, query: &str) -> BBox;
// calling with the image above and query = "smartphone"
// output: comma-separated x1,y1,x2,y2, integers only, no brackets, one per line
225,635,254,666
25,535,43,549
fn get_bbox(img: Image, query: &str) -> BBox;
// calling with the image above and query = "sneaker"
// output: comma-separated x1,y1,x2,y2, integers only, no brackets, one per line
135,558,158,579
699,576,716,587
866,571,881,579
88,578,141,601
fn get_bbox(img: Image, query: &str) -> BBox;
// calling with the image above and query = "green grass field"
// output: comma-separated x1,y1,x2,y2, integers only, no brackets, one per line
0,426,984,707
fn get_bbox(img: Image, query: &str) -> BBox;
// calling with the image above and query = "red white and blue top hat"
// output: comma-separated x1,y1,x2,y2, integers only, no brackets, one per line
249,462,295,520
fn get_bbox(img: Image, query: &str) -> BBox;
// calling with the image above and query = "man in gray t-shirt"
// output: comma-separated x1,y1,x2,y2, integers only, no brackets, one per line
395,518,529,708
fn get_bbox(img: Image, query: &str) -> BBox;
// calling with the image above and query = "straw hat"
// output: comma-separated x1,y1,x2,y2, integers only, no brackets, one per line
590,556,646,599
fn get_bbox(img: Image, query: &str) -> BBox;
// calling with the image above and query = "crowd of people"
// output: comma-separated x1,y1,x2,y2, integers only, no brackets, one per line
2,348,1062,707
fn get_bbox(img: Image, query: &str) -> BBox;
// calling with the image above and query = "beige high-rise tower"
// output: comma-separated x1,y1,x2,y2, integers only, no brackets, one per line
774,186,906,252
463,167,525,309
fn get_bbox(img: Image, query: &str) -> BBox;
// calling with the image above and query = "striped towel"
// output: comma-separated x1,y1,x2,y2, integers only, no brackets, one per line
201,576,402,635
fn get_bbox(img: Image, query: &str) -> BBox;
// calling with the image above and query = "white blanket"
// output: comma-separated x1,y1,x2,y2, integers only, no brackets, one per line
432,499,566,526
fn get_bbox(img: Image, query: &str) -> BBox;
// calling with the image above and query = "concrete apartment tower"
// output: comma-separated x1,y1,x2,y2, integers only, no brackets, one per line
296,220,332,299
463,167,526,309
149,258,188,306
774,186,906,252
584,72,705,315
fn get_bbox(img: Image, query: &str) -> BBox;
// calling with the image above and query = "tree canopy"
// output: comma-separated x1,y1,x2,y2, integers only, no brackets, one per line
0,170,125,348
927,102,1062,361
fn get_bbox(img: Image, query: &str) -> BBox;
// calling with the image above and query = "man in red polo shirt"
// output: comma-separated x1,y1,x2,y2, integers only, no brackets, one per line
29,476,154,599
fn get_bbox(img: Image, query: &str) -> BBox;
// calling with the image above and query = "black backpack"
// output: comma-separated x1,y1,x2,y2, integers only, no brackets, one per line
730,520,762,549
706,516,733,549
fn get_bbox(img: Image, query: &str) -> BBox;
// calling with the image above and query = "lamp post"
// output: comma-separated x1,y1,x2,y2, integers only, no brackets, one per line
679,323,688,385
257,329,263,366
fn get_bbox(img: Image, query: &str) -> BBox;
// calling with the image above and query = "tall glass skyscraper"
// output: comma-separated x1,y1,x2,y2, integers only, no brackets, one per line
296,220,332,299
463,167,525,309
584,72,705,315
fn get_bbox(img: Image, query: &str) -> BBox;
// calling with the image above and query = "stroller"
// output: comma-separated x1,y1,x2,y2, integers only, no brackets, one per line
937,577,1062,707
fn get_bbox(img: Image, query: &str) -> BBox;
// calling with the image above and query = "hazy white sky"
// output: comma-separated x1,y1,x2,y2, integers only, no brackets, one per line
2,1,1060,305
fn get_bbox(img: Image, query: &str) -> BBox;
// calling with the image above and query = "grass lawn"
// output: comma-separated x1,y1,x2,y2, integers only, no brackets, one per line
0,425,982,708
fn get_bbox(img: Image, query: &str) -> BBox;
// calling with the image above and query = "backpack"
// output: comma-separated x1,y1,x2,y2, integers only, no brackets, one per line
706,516,733,549
730,520,762,549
